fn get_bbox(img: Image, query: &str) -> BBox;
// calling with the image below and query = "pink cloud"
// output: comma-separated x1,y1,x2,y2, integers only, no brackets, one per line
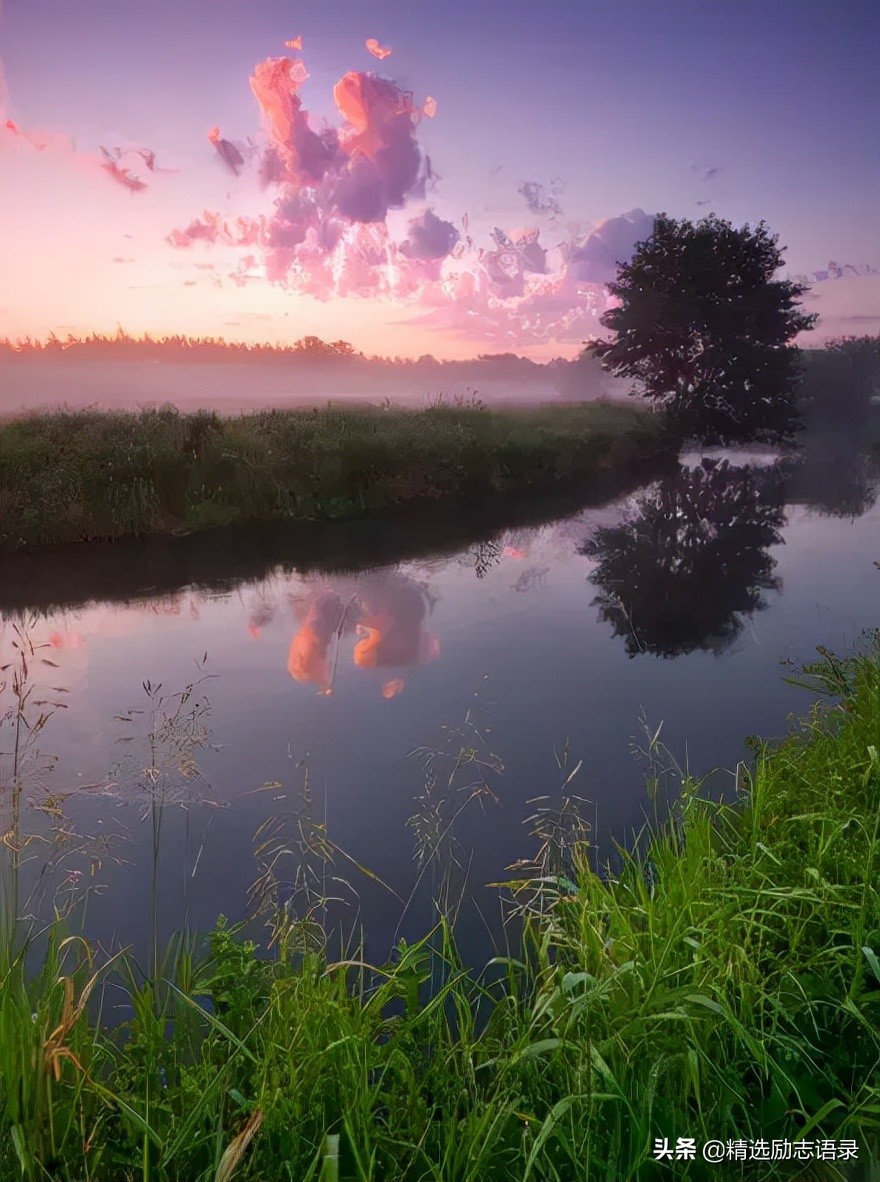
164,47,651,344
365,39,393,61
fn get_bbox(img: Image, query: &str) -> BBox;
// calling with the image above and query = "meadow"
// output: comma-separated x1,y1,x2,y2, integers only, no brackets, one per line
0,400,671,553
2,334,878,555
0,636,878,1181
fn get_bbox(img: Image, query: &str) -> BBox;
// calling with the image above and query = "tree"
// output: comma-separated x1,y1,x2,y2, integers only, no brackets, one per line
587,214,818,444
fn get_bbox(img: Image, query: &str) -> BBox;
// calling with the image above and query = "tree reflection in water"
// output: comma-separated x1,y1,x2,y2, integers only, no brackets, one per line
787,446,880,522
582,459,787,658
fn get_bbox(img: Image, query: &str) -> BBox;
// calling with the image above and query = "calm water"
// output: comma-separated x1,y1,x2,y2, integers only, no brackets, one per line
2,447,878,966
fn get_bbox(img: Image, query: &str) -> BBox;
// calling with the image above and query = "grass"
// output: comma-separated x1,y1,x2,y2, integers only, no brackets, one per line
4,333,877,555
0,636,879,1180
0,399,672,552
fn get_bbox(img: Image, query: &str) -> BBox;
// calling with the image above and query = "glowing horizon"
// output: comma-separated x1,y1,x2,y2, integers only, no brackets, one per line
1,0,878,360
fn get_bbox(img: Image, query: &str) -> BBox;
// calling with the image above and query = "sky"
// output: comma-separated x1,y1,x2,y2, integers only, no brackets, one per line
1,0,879,359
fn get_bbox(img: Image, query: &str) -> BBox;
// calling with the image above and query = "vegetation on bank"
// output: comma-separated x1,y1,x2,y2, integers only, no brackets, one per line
1,640,879,1181
2,332,877,556
0,400,671,552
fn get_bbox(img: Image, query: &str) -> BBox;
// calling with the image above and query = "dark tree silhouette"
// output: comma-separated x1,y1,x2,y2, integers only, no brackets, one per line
587,214,818,444
798,335,880,437
788,336,880,518
785,449,880,521
582,459,787,657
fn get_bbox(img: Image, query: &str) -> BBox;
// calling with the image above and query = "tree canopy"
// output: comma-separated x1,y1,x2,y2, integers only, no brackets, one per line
587,214,818,444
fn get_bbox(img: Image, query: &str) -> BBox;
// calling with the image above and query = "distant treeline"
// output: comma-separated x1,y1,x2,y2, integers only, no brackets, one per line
0,331,560,376
1,331,876,410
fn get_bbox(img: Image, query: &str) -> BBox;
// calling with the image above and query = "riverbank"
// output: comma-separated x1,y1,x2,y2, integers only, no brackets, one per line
1,639,878,1180
0,461,681,616
0,400,672,553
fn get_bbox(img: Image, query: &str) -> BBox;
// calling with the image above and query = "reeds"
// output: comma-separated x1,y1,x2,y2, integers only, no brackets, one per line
0,401,671,552
0,638,877,1179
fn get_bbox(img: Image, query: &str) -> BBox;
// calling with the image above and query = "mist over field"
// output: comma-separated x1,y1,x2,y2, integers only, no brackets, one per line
0,345,626,418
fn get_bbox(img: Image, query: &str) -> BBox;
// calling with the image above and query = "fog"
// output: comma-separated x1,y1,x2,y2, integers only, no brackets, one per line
0,352,622,418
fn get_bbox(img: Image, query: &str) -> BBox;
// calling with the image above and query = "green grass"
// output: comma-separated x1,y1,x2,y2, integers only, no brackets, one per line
1,640,878,1180
0,400,672,552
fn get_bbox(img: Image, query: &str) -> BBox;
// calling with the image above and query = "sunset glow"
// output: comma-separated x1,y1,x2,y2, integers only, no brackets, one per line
1,0,878,358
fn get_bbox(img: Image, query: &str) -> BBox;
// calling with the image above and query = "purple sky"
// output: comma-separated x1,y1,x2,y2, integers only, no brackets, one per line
1,0,878,357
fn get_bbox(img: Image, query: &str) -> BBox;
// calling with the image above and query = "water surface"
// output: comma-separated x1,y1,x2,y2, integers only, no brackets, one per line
2,448,878,966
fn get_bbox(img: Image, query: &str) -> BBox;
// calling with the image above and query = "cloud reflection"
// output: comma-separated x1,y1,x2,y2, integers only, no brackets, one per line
287,589,346,694
286,572,440,697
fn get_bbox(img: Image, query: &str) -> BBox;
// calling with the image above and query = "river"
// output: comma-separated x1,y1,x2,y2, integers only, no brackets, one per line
1,443,878,969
